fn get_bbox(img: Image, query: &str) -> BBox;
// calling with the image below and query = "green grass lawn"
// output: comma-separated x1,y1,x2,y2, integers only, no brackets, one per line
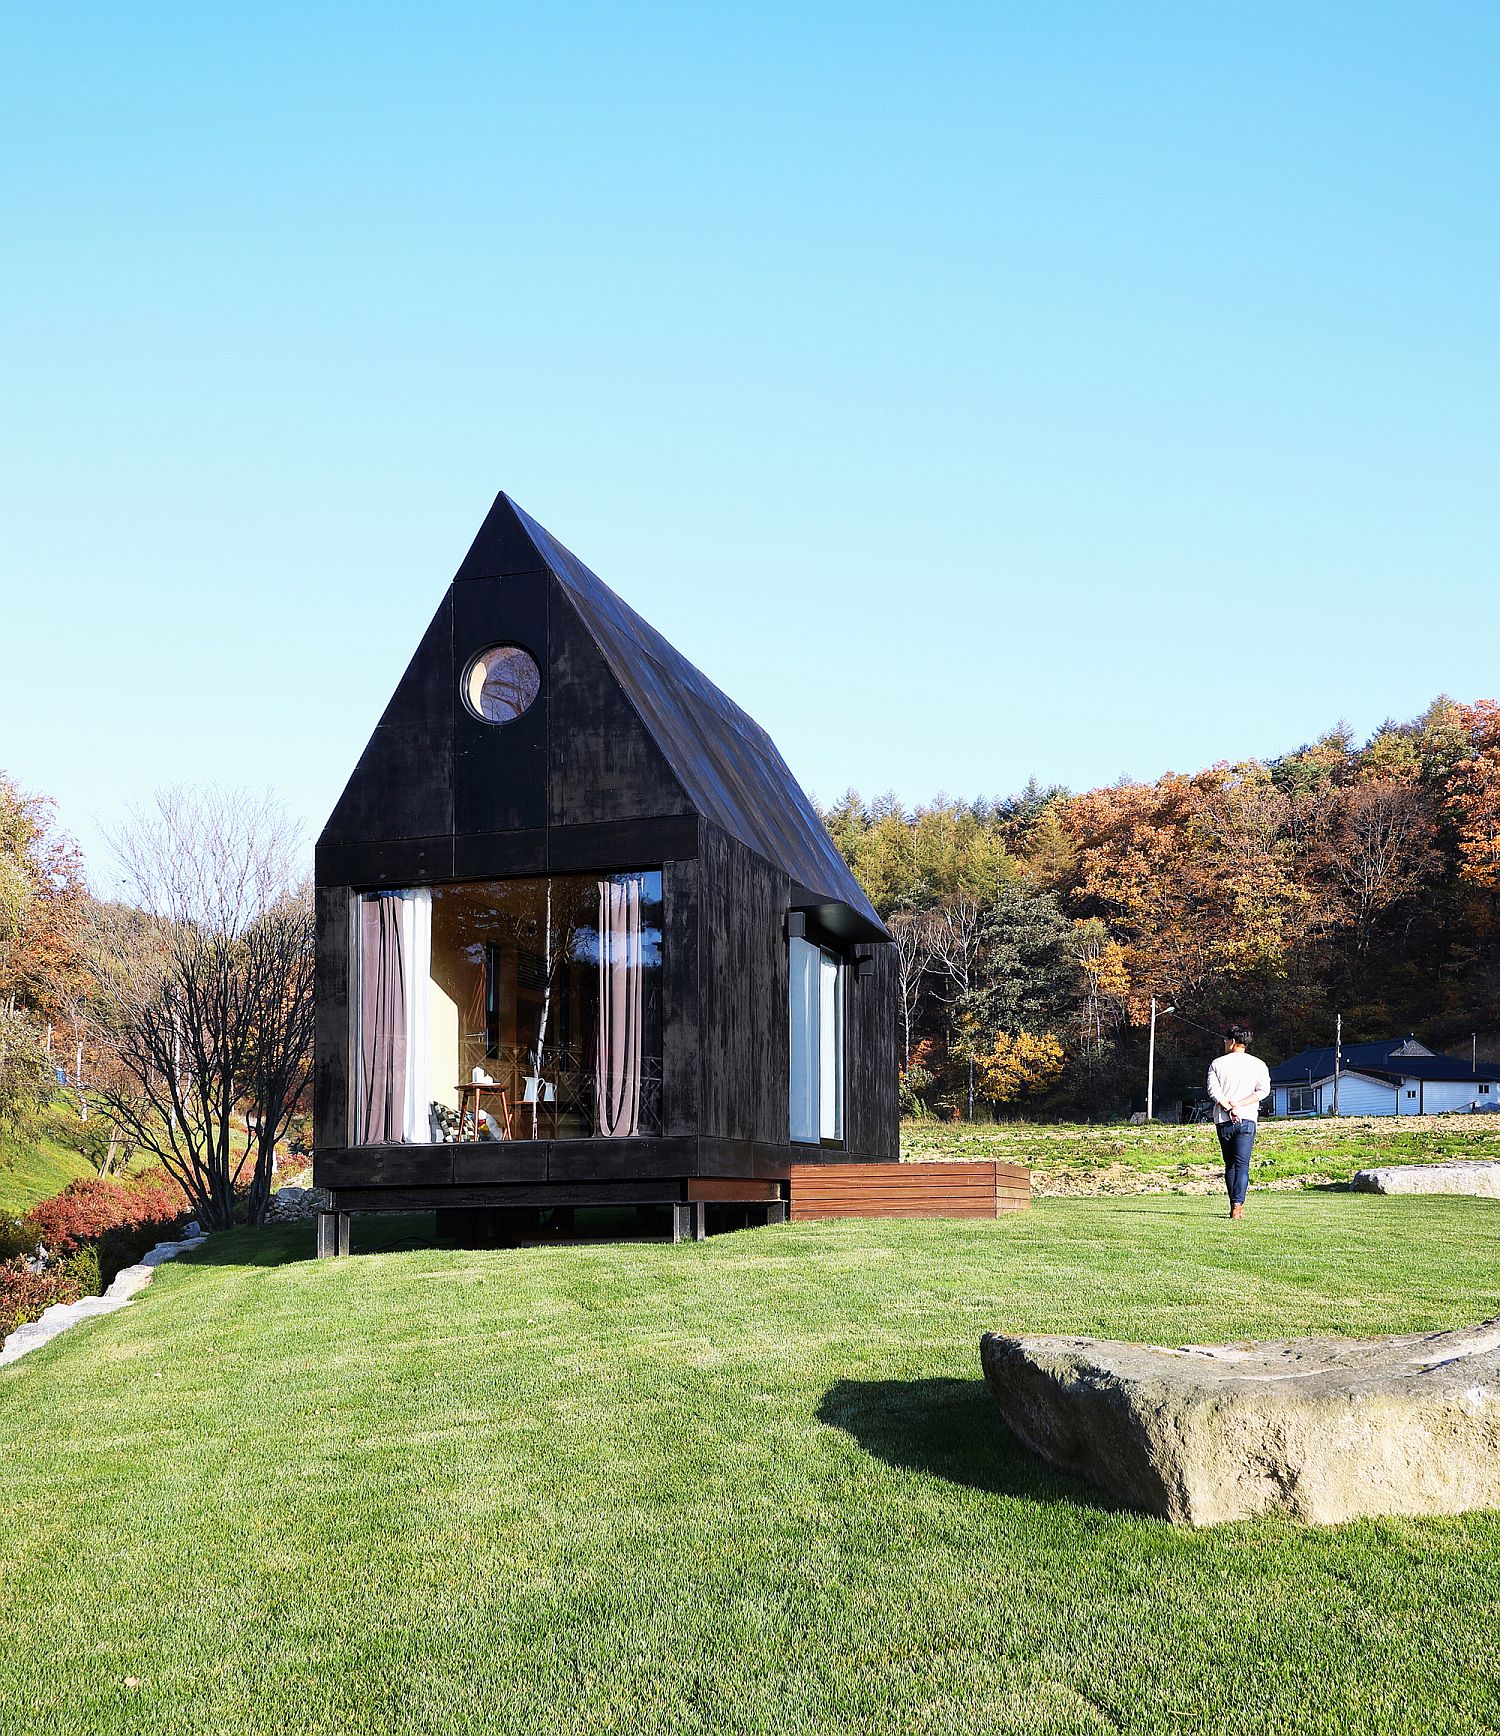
3,1197,1499,1733
902,1114,1500,1191
0,1123,94,1217
0,1096,264,1221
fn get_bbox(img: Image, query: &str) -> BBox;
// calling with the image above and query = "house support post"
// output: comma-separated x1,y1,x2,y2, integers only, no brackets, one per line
671,1202,708,1242
316,1210,352,1259
765,1201,788,1227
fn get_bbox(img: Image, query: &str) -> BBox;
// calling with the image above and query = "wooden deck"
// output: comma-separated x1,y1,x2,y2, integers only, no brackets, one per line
787,1160,1030,1221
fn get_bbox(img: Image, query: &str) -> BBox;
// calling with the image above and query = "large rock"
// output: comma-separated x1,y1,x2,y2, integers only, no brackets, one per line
265,1185,329,1222
1350,1161,1500,1198
981,1320,1500,1526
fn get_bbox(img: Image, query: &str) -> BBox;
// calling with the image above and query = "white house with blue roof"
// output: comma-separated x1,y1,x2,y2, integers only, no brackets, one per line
1269,1036,1500,1117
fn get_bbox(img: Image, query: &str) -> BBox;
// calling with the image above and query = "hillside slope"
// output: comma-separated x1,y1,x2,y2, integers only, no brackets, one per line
2,1200,1498,1735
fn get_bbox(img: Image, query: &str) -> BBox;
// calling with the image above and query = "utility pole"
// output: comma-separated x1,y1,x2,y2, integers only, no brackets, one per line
1333,1013,1341,1118
1147,996,1158,1123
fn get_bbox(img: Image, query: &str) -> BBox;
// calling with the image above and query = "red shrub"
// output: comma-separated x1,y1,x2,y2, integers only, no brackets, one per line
276,1150,313,1185
0,1258,83,1338
23,1170,185,1255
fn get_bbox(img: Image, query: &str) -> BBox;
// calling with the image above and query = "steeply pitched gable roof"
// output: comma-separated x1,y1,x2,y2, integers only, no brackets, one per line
457,493,886,940
1271,1036,1500,1085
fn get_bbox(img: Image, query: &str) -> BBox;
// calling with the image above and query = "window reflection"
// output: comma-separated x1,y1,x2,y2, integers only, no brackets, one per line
355,872,663,1143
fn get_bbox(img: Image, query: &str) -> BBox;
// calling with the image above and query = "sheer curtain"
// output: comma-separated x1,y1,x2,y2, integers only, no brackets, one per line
819,946,843,1140
402,890,431,1142
595,874,644,1136
356,889,431,1144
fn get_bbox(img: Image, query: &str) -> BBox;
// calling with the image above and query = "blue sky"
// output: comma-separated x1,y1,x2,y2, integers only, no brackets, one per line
3,3,1496,888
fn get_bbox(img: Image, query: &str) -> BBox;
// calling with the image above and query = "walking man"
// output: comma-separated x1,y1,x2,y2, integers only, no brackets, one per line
1207,1024,1271,1220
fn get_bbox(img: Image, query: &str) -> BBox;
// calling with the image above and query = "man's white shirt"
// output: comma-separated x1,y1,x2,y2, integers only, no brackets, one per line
1207,1051,1271,1123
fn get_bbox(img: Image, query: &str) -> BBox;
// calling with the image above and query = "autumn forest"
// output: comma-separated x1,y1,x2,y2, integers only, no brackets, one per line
4,697,1500,1142
822,696,1500,1120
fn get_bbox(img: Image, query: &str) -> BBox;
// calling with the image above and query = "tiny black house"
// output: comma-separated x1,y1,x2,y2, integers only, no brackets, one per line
313,492,897,1246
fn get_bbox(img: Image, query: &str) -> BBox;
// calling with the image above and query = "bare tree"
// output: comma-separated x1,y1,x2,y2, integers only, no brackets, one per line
238,890,315,1223
1322,780,1441,953
887,909,935,1071
90,788,312,1230
925,892,986,1120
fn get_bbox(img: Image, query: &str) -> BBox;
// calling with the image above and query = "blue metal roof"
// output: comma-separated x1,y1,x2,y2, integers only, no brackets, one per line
1271,1038,1500,1085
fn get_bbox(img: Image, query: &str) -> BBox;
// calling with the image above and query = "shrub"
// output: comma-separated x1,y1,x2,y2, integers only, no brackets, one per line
60,1244,102,1297
23,1170,185,1255
275,1147,313,1184
0,1215,39,1262
898,1062,935,1118
0,1257,83,1338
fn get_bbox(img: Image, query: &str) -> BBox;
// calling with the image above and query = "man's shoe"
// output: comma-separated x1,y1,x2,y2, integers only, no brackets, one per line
1230,1204,1245,1220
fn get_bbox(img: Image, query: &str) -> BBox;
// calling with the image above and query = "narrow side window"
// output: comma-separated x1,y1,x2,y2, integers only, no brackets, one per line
789,934,843,1145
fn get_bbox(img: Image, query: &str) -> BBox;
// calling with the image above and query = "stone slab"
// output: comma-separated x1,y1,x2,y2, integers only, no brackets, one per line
981,1320,1500,1525
1350,1161,1500,1198
0,1235,209,1368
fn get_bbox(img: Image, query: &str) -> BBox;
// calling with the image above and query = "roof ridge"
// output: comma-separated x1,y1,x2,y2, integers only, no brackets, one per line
507,499,775,740
496,494,885,937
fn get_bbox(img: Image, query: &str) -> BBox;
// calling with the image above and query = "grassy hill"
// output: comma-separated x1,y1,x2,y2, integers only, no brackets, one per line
0,1120,94,1217
902,1113,1500,1193
2,1195,1499,1734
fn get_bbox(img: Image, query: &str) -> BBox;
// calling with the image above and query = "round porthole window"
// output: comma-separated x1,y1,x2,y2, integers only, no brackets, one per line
461,644,542,724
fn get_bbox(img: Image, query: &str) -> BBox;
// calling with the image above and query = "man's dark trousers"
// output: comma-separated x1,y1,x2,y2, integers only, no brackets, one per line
1216,1118,1255,1206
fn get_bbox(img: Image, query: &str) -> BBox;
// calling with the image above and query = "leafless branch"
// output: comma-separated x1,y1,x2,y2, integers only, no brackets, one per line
89,788,311,1229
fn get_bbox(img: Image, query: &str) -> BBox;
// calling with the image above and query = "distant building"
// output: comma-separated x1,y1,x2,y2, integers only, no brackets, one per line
1269,1037,1500,1117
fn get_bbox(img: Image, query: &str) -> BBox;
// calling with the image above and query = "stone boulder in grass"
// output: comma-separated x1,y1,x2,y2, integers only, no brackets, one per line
1350,1161,1500,1199
980,1320,1500,1526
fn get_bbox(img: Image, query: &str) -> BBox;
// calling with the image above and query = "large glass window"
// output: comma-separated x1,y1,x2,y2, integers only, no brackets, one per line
1286,1085,1319,1116
355,872,663,1143
789,934,843,1144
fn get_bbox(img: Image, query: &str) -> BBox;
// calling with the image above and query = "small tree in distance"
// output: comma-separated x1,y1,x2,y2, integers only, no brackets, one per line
91,787,313,1231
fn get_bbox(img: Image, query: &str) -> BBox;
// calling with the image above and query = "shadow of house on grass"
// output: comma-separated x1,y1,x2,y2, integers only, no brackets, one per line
173,1224,318,1267
184,1214,443,1267
818,1376,1123,1516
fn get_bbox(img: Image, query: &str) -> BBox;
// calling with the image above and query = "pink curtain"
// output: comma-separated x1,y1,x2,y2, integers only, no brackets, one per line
595,876,644,1136
465,957,487,1040
358,894,408,1144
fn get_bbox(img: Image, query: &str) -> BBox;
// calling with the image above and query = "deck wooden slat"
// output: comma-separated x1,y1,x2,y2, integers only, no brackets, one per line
787,1160,1031,1221
685,1177,783,1203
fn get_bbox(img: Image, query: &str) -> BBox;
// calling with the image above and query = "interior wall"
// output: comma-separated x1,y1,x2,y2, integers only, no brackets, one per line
428,972,461,1112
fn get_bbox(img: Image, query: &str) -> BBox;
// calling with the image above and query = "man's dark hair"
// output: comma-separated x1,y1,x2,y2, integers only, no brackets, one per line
1225,1023,1254,1046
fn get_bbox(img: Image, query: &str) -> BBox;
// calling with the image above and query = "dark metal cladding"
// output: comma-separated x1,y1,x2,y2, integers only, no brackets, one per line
452,571,549,836
843,943,900,1158
697,823,791,1146
321,591,455,845
505,497,889,943
312,487,901,1215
